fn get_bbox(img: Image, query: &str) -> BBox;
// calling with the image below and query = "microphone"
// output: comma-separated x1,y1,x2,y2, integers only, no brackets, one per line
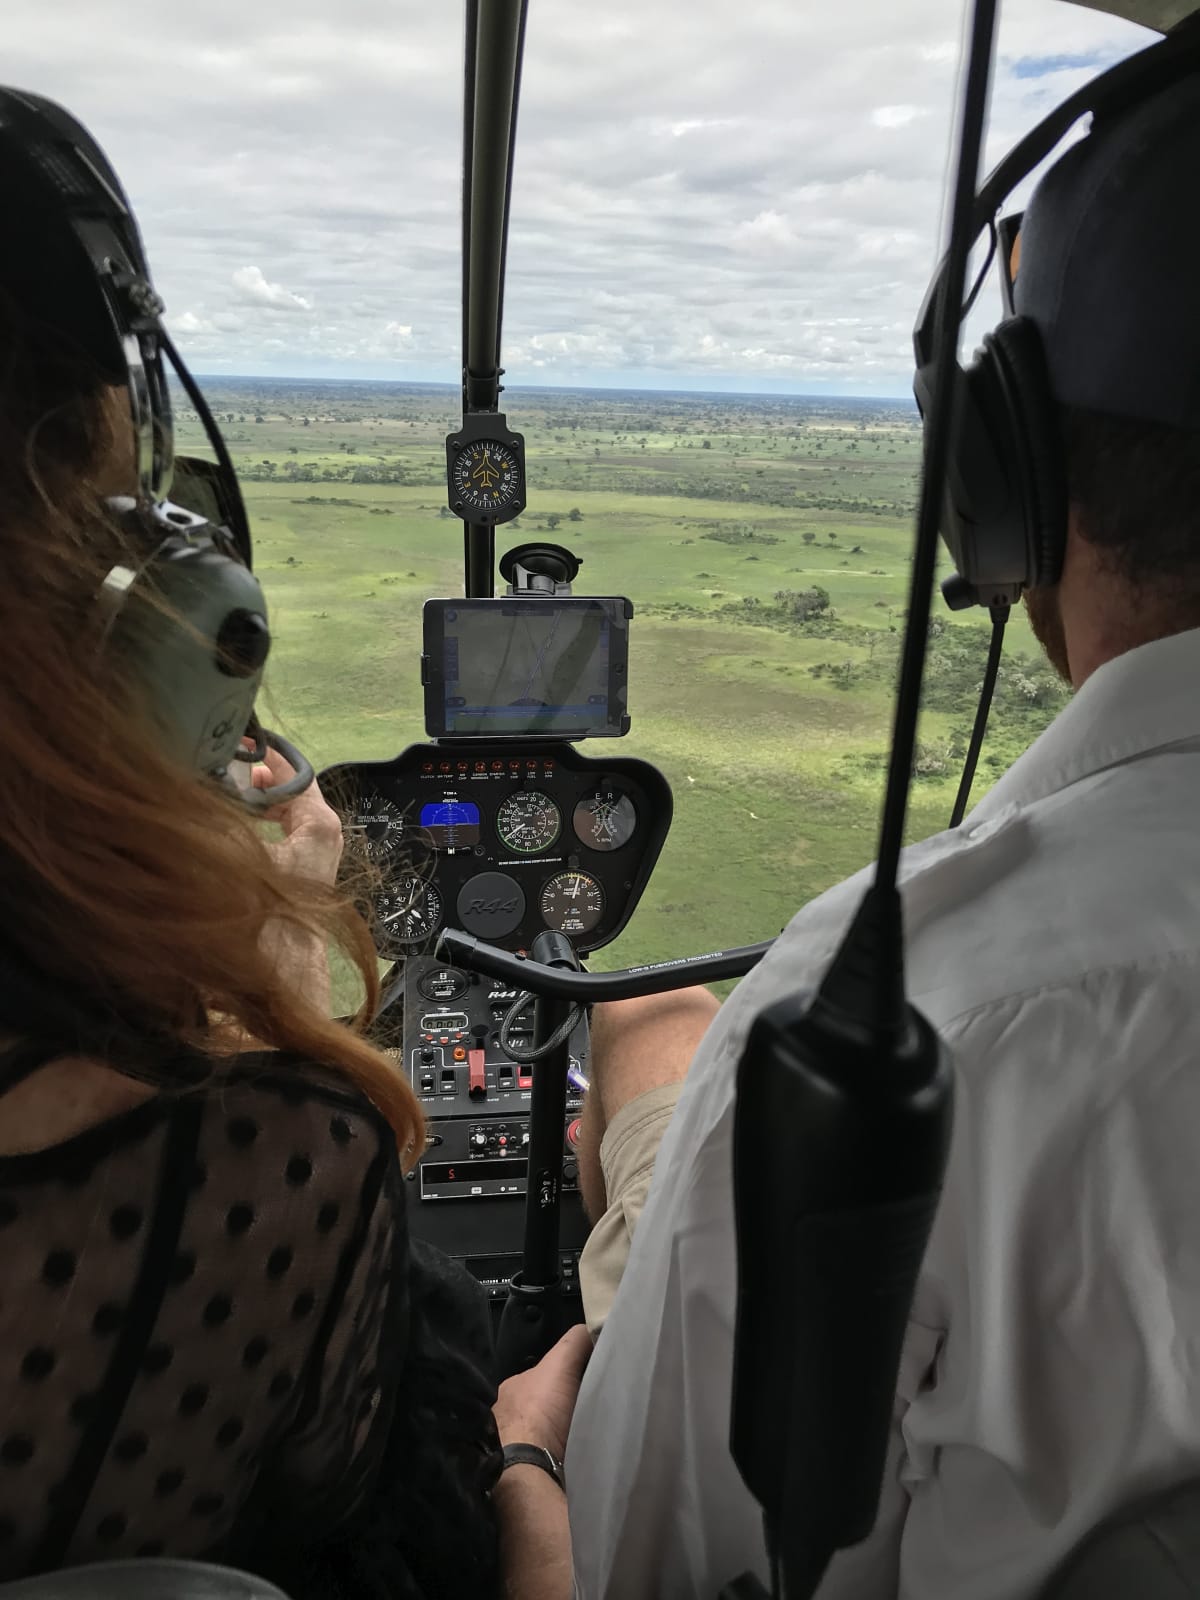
230,725,316,811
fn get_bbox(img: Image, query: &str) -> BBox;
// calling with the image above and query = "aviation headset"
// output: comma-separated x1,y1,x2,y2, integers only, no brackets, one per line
0,88,312,807
913,16,1200,612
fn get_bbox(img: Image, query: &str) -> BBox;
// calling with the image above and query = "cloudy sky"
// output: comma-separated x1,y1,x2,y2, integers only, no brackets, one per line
6,0,1154,395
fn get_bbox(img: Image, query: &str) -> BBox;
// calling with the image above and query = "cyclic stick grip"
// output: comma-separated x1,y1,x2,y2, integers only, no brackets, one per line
494,929,580,1378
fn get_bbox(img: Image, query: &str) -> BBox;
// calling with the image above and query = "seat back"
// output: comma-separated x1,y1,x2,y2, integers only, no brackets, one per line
0,1560,291,1600
1043,1480,1200,1599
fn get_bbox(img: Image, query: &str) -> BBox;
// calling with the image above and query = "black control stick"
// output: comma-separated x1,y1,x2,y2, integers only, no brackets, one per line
494,929,582,1378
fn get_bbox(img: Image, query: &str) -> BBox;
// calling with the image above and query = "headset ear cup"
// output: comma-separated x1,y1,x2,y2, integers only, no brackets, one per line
986,319,1068,590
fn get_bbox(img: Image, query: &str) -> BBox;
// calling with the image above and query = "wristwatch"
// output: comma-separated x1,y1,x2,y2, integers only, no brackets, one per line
500,1441,566,1489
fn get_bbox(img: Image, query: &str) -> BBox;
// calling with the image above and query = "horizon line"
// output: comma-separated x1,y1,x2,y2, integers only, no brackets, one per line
185,373,918,406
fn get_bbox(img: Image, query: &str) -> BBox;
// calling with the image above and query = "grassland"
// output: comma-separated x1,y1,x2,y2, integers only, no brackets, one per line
175,378,1067,983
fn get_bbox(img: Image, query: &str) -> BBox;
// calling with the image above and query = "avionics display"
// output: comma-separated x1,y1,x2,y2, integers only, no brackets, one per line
419,799,481,850
422,598,631,739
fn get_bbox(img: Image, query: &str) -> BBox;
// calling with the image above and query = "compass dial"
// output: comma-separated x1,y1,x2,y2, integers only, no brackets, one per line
539,870,605,936
347,794,406,862
374,876,443,955
450,439,524,517
497,791,562,854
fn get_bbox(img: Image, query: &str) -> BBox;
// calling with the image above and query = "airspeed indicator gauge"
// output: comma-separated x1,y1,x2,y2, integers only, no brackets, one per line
497,791,561,854
540,870,605,937
445,413,526,525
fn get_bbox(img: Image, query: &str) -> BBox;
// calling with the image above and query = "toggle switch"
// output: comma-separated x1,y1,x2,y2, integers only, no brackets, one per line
468,1049,487,1099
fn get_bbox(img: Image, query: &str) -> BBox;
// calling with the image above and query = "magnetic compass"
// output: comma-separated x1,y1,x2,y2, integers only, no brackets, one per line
445,413,526,525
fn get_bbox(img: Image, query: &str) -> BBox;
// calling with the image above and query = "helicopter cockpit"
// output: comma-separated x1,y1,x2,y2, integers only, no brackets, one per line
3,0,1200,1595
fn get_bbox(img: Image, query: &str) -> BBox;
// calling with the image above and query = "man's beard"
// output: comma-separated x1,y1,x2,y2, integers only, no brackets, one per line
1024,586,1071,682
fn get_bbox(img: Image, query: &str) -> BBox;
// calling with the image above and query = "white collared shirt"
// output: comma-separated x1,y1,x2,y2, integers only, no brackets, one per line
568,626,1200,1600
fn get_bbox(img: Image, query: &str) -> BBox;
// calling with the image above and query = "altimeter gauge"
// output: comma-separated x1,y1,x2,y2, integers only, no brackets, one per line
374,876,443,955
445,413,526,525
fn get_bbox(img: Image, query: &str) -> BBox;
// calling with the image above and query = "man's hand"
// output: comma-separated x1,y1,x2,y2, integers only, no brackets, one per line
494,1325,593,1461
250,745,344,888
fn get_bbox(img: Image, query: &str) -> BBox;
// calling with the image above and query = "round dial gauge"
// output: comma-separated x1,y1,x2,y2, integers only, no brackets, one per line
574,789,637,852
497,791,562,854
450,439,524,517
374,876,443,954
347,794,406,861
540,870,605,936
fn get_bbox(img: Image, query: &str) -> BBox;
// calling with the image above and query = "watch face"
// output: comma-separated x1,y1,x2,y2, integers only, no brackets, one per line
450,438,523,518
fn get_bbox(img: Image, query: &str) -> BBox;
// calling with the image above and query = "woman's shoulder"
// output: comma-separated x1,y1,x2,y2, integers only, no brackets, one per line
193,1052,407,1214
211,1051,401,1135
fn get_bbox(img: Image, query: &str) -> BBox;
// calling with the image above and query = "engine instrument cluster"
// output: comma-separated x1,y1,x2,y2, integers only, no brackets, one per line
322,740,672,958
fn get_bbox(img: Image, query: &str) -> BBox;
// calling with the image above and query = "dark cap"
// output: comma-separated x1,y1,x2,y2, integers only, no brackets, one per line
1014,72,1200,430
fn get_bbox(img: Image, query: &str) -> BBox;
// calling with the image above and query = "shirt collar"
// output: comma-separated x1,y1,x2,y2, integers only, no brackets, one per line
967,625,1200,823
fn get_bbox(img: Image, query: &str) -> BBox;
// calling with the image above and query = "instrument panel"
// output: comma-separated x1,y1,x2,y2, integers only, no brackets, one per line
322,740,673,958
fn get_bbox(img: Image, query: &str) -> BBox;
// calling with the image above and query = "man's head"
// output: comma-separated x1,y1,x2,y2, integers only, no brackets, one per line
1014,73,1200,685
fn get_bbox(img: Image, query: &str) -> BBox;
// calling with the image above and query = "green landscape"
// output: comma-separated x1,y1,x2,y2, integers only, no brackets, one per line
176,378,1068,983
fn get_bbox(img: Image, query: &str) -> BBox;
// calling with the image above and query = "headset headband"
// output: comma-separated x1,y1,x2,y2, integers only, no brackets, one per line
913,17,1200,371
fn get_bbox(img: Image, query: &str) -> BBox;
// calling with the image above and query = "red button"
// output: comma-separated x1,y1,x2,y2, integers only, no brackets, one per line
518,1068,533,1089
468,1050,487,1098
567,1118,581,1147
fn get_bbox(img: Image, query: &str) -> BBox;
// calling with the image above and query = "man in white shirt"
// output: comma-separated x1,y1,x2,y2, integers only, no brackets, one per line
566,72,1200,1600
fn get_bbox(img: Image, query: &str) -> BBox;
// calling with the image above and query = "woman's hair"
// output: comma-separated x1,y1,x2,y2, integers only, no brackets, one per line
0,297,424,1161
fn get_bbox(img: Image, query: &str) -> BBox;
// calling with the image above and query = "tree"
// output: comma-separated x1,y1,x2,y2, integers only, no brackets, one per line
546,513,562,531
568,508,583,522
802,531,816,546
701,439,712,450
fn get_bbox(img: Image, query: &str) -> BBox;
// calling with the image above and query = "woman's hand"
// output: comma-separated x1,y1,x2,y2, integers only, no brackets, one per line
251,745,344,888
493,1325,593,1461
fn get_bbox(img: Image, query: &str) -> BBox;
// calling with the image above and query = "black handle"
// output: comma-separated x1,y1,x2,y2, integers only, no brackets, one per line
437,927,772,1001
495,930,579,1378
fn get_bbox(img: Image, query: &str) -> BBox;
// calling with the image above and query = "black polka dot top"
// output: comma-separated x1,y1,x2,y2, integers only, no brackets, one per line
0,1044,501,1600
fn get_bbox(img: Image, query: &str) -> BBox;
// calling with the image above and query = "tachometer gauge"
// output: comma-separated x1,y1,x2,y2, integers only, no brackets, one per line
574,788,637,852
374,876,443,955
346,794,407,861
540,870,605,936
497,791,562,854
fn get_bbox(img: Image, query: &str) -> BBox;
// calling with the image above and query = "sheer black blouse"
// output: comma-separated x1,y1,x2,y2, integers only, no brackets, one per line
0,1042,501,1599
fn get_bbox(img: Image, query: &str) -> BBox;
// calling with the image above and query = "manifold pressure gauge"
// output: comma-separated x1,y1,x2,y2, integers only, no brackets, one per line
445,412,526,526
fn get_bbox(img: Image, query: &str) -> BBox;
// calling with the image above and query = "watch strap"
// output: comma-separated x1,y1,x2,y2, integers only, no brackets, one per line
500,1441,566,1489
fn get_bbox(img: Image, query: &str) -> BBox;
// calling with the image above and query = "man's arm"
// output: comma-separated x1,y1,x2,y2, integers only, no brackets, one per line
493,1326,592,1600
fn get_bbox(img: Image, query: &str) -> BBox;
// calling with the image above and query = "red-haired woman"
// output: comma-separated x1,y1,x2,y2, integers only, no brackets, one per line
0,89,586,1600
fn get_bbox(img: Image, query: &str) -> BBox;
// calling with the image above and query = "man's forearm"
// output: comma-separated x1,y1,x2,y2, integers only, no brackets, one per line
494,1466,573,1600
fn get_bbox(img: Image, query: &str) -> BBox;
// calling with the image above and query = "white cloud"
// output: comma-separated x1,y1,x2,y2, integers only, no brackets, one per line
872,105,928,129
2,0,1157,393
231,265,313,313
